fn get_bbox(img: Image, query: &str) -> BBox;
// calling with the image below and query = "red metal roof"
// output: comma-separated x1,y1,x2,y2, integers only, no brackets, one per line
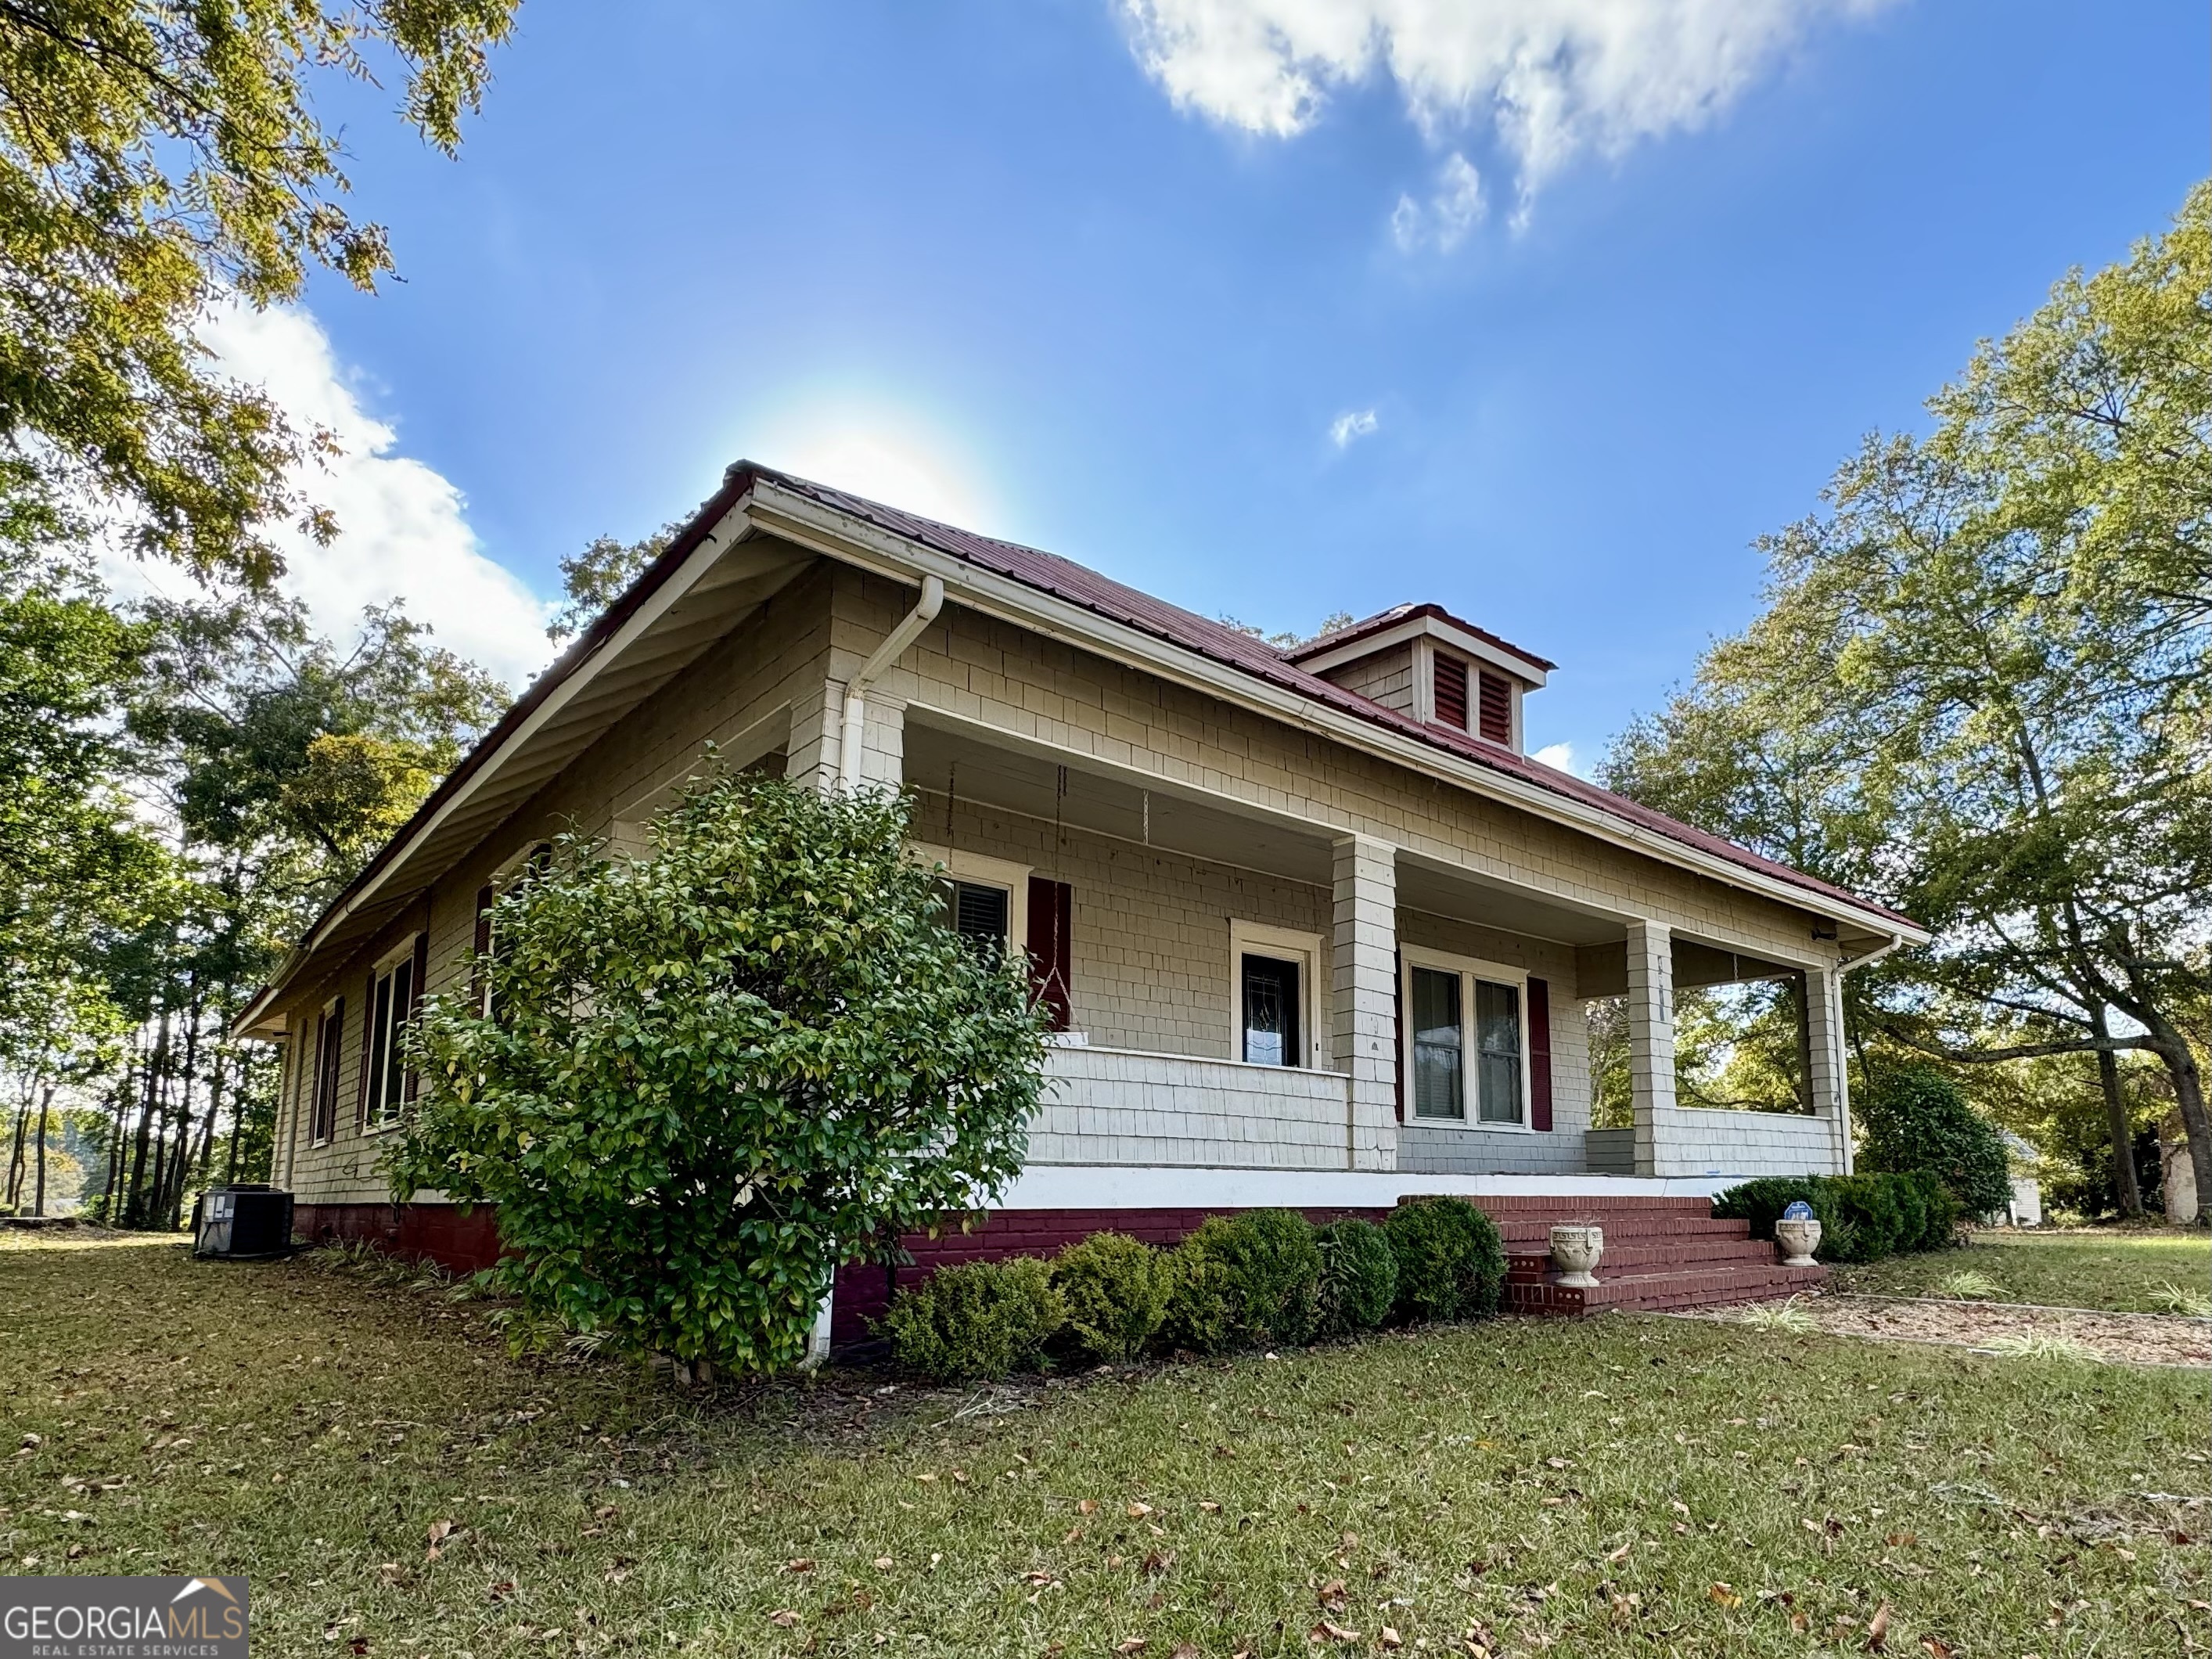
1285,602,1557,675
754,466,1916,932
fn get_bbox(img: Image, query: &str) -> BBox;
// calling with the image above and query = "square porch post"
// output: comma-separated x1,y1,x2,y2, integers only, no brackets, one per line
1626,919,1681,1178
1332,835,1398,1172
1804,963,1854,1175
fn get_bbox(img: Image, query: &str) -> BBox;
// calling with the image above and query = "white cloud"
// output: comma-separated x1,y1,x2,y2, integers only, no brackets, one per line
1534,741,1577,773
192,303,554,688
1121,0,1894,211
1329,407,1380,448
1391,150,1484,250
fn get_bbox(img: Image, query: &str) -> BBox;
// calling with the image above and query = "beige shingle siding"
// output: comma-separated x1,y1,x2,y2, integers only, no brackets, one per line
1318,641,1415,716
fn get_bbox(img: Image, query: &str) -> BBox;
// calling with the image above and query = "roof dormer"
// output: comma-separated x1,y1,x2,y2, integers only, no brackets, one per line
1285,603,1552,755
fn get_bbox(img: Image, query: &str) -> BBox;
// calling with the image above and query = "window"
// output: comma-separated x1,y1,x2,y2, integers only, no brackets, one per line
911,845,1032,958
362,941,419,1130
309,997,343,1144
1228,920,1323,1069
1401,949,1530,1127
1410,966,1463,1117
943,878,1011,951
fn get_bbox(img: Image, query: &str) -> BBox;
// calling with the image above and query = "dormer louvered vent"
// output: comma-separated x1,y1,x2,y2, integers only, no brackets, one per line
1284,603,1555,758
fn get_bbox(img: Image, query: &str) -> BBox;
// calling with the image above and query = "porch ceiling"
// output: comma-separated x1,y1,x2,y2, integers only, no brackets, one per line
902,718,1335,885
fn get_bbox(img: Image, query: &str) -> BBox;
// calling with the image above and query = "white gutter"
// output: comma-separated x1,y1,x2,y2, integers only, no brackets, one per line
837,574,943,790
748,490,1930,948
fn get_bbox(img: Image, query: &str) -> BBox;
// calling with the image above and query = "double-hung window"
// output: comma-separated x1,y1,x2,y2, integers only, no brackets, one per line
1402,949,1529,1125
912,844,1031,959
362,939,420,1131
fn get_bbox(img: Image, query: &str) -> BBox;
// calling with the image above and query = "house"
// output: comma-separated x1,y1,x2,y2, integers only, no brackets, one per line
233,463,1927,1337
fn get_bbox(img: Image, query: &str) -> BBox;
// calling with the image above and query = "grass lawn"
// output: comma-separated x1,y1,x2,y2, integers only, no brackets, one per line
1833,1228,2212,1315
2,1235,2207,1657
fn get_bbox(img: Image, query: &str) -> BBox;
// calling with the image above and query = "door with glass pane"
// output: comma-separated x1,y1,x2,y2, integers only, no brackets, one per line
1240,953,1301,1067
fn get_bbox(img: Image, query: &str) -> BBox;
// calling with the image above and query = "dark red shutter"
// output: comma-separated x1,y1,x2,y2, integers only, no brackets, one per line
472,883,494,1003
1025,877,1074,1031
1527,975,1552,1131
1477,671,1512,745
403,930,430,1103
1433,654,1468,729
355,973,376,1128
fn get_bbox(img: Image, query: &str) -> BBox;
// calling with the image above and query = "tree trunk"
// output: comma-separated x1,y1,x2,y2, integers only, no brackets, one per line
126,1003,170,1228
4,1098,26,1209
32,1084,52,1218
103,1064,135,1219
2141,1015,2212,1222
2090,1003,2143,1218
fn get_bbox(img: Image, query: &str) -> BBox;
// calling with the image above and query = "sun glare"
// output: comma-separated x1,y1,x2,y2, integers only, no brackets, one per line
755,412,994,531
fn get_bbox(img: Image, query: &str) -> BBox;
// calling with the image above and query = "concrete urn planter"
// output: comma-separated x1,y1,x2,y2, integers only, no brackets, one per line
1775,1218,1822,1268
1548,1224,1604,1288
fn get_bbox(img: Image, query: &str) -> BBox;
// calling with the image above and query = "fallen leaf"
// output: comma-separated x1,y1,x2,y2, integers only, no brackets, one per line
592,1504,617,1520
914,1473,937,1484
1171,1646,1201,1659
1307,1619,1361,1644
426,1520,455,1544
1317,1578,1348,1612
1866,1602,1893,1650
1603,1542,1632,1563
1919,1640,1953,1659
1790,1611,1811,1636
1199,1501,1221,1515
1023,1571,1058,1587
1062,1528,1084,1546
950,1470,969,1484
785,1558,815,1573
1128,1501,1153,1518
1113,1639,1146,1655
1141,1550,1174,1576
1669,1500,1690,1518
1379,1628,1403,1650
1077,1499,1099,1516
767,1610,800,1628
872,1557,893,1571
1707,1583,1742,1609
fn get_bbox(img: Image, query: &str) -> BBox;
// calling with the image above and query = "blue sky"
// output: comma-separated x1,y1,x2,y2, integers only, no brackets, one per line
235,0,2206,775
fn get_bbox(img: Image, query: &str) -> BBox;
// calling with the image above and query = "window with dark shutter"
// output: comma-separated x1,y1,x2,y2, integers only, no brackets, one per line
1025,877,1074,1031
1433,653,1469,729
1477,670,1512,745
311,999,343,1144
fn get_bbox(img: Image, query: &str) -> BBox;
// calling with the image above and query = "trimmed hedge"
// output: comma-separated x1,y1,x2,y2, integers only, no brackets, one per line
1714,1169,1962,1264
1050,1231,1170,1362
1163,1209,1324,1351
1384,1197,1505,1322
1315,1217,1398,1339
879,1257,1063,1380
879,1197,1517,1380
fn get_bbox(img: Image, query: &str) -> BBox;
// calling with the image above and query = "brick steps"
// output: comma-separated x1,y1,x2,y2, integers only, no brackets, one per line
1469,1197,1825,1316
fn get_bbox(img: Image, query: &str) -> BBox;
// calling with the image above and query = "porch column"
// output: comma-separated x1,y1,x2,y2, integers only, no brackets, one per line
1626,919,1681,1178
1804,963,1854,1175
1332,834,1398,1172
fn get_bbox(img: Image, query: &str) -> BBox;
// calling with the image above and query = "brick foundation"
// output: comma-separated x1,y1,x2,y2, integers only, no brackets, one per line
293,1201,505,1276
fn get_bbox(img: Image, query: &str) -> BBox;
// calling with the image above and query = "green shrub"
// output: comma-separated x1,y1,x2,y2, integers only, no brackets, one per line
1049,1232,1168,1362
1820,1173,1908,1262
1712,1176,1839,1241
1857,1066,2012,1216
1384,1197,1505,1323
1314,1218,1398,1338
1888,1171,1929,1255
880,1257,1063,1380
1160,1210,1322,1351
1904,1168,1961,1250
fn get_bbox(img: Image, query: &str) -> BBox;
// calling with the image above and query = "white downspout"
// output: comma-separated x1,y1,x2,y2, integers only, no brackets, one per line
801,574,944,1373
836,575,944,790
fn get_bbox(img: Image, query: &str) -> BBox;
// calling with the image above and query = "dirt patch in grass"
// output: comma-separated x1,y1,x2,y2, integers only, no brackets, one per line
1694,1291,2212,1369
4,1233,2209,1657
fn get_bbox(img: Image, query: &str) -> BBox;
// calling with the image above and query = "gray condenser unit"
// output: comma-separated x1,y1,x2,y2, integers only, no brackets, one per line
193,1184,296,1259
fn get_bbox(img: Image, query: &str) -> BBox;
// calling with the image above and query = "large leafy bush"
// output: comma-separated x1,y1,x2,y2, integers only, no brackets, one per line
389,772,1050,1377
1857,1067,2012,1216
1314,1217,1398,1338
880,1258,1063,1380
1162,1210,1322,1351
1712,1176,1838,1241
1050,1232,1169,1362
1384,1197,1505,1322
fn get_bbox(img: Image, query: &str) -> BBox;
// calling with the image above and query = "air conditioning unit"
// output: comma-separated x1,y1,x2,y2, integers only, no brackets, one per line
192,1185,296,1260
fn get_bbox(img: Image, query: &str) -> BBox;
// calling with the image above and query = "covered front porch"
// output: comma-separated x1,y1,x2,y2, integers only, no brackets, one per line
887,706,1857,1189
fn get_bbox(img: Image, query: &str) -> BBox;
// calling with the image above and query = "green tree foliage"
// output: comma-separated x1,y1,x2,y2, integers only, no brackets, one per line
1602,183,2212,1194
546,524,681,645
0,0,520,584
391,772,1052,1377
1856,1066,2013,1216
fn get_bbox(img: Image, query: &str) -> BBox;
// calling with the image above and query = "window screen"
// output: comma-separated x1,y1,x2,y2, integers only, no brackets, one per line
942,879,1011,952
1475,978,1523,1123
1410,966,1465,1118
1241,953,1301,1067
